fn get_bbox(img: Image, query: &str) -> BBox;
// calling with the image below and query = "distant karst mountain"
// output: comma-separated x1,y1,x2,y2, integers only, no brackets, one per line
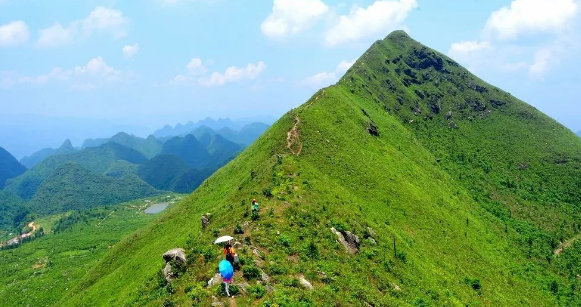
20,139,77,169
57,31,581,307
5,142,149,200
154,118,270,146
0,146,26,189
30,162,158,215
81,132,162,159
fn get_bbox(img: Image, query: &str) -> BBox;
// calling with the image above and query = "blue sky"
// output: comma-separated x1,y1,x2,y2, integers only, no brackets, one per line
0,0,580,157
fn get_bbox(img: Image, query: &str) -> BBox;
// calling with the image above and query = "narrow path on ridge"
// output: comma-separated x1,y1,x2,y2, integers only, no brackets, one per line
286,116,302,156
554,234,581,256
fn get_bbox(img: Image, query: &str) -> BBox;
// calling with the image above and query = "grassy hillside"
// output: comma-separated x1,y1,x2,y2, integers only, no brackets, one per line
56,31,581,307
31,162,159,215
0,146,26,189
0,196,175,307
5,142,148,200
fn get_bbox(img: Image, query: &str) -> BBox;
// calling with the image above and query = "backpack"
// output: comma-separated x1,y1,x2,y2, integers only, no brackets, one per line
225,247,233,259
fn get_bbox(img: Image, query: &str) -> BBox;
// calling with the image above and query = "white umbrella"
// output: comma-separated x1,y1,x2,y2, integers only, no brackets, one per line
214,235,234,244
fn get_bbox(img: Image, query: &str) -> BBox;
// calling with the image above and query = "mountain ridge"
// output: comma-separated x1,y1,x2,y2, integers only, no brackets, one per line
0,146,26,189
55,31,581,306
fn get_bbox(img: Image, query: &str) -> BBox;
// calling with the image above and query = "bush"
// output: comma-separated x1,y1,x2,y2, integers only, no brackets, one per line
216,283,240,296
243,265,261,280
234,223,244,234
248,284,266,299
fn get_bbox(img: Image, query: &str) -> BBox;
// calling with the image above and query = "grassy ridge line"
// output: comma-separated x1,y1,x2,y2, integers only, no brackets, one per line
59,85,548,306
56,31,581,306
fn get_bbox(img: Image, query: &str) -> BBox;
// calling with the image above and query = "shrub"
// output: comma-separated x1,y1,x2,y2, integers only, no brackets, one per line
234,223,244,234
249,284,266,299
243,265,261,280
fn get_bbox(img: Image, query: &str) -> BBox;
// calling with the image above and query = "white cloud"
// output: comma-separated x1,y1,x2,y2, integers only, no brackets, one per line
325,0,418,46
36,7,128,47
186,58,207,75
528,49,555,79
81,6,127,38
484,0,579,40
123,43,139,57
37,23,76,47
200,62,267,86
0,21,29,46
261,0,329,39
448,41,492,63
1,56,123,89
300,59,354,88
449,0,580,79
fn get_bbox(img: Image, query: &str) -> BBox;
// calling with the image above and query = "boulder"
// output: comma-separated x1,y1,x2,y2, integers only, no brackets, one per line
261,271,270,282
330,227,360,254
208,273,222,287
163,248,187,264
201,213,212,228
367,124,379,137
344,231,361,250
299,275,313,290
163,263,174,282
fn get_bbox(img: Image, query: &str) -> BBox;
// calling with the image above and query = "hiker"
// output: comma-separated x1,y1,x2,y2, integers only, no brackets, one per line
251,199,259,220
223,240,236,265
219,259,234,297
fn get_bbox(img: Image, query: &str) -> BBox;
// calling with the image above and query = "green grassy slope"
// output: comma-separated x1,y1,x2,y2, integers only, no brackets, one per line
0,146,26,189
5,142,148,200
30,163,159,215
0,198,170,307
56,32,581,307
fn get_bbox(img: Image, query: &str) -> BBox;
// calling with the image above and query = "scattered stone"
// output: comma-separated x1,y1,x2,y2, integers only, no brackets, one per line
233,241,242,248
238,282,250,292
299,275,313,290
331,227,359,254
253,248,263,259
162,248,187,282
445,111,453,120
366,227,376,238
344,231,361,251
265,285,275,293
211,301,223,307
261,271,270,282
208,273,222,287
368,238,377,245
163,248,186,264
163,263,174,282
392,283,402,292
367,124,379,137
201,213,212,228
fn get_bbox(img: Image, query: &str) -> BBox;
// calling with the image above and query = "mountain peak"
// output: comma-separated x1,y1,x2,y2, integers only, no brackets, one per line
385,29,411,41
60,139,73,149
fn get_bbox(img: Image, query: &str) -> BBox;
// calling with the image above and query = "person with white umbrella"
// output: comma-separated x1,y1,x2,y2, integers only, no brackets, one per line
214,235,236,266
